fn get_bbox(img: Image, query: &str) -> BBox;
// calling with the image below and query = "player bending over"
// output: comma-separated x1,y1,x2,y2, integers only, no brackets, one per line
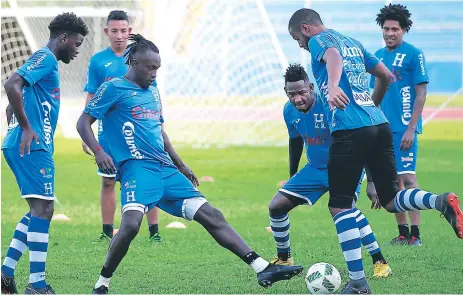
76,34,303,294
1,13,88,294
268,64,391,279
83,10,162,243
288,8,462,294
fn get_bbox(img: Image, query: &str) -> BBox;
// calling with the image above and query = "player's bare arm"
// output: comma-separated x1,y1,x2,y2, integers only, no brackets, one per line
364,166,381,209
400,83,427,150
4,73,39,155
161,126,199,186
81,92,95,155
289,136,303,177
6,103,13,125
77,112,116,174
368,62,393,106
323,48,350,110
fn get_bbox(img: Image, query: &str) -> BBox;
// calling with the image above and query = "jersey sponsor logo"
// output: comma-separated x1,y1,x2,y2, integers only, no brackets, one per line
26,53,47,71
343,59,365,72
40,167,53,179
89,84,108,107
401,153,414,162
131,107,161,120
104,77,114,82
305,135,328,146
392,53,406,67
418,54,426,75
42,101,53,144
400,86,412,125
341,46,363,58
122,121,144,159
347,72,369,88
353,90,375,107
51,88,60,100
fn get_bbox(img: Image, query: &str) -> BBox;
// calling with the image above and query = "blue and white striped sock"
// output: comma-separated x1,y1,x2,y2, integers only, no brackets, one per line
270,213,291,258
333,209,365,280
394,189,437,212
27,216,50,289
1,212,31,277
352,208,380,256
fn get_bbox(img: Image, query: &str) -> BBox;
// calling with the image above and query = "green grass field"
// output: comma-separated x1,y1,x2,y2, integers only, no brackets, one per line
2,120,463,294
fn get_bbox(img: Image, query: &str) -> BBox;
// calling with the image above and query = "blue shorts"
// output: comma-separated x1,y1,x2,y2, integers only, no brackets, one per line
3,149,55,200
392,132,418,175
117,160,206,220
279,164,363,205
97,135,116,178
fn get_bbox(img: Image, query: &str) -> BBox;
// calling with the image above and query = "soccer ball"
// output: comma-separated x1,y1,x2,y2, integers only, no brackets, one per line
305,262,341,294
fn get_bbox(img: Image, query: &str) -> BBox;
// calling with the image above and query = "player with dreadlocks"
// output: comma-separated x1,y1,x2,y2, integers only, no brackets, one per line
369,3,427,246
77,34,303,294
2,12,88,294
267,64,391,279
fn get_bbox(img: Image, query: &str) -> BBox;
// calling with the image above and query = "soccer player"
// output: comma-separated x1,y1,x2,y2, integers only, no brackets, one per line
1,13,88,294
76,34,303,294
83,10,162,243
269,64,391,278
369,4,427,246
288,8,462,294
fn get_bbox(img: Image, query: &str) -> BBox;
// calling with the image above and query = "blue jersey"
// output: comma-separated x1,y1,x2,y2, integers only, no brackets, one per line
84,77,174,166
283,94,331,169
370,42,429,134
2,47,60,154
308,29,388,133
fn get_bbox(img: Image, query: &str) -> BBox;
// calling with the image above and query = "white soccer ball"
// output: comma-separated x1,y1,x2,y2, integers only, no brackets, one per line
305,262,341,294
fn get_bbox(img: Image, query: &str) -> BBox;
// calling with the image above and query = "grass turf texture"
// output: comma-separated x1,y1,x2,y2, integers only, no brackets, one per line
2,120,463,293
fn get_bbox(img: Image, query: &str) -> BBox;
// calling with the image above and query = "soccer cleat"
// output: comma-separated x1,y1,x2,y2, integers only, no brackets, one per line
149,232,163,243
256,263,303,288
390,235,408,245
270,256,294,266
340,280,371,294
408,236,422,246
436,192,463,239
373,261,392,278
92,286,109,294
93,233,112,243
1,273,18,294
24,284,55,294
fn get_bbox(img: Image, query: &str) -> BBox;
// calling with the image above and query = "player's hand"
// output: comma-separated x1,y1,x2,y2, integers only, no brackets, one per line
366,181,381,209
328,86,350,110
19,126,39,157
179,165,200,187
400,128,415,150
94,149,116,175
82,141,93,156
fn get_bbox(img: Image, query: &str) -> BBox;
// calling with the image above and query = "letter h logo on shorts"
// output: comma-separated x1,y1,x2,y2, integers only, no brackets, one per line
44,183,53,195
126,191,136,203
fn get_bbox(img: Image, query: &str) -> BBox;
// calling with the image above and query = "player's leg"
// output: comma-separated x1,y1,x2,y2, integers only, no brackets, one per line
328,127,374,294
93,160,162,294
368,124,463,239
146,207,162,242
1,150,30,294
97,175,116,241
270,165,327,265
157,166,303,288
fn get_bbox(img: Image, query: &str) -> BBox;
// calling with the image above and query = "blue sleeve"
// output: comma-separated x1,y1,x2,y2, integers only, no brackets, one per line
360,44,379,71
283,104,300,138
412,50,429,85
308,33,336,62
16,51,55,86
84,57,102,93
84,82,118,119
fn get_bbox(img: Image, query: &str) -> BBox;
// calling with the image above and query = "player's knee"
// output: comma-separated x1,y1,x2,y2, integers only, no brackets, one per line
383,201,397,213
121,219,141,239
269,196,285,216
195,204,227,228
402,175,417,189
102,177,115,190
30,200,54,220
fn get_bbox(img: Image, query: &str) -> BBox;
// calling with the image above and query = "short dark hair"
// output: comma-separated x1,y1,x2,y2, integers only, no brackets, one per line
284,63,309,84
376,4,413,32
107,10,129,23
48,12,89,38
124,34,159,65
288,8,323,31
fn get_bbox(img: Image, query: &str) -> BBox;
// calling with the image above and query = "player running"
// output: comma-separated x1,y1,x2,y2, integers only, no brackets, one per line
288,8,463,294
76,34,303,294
1,13,88,294
268,64,391,278
369,4,428,246
83,10,162,243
